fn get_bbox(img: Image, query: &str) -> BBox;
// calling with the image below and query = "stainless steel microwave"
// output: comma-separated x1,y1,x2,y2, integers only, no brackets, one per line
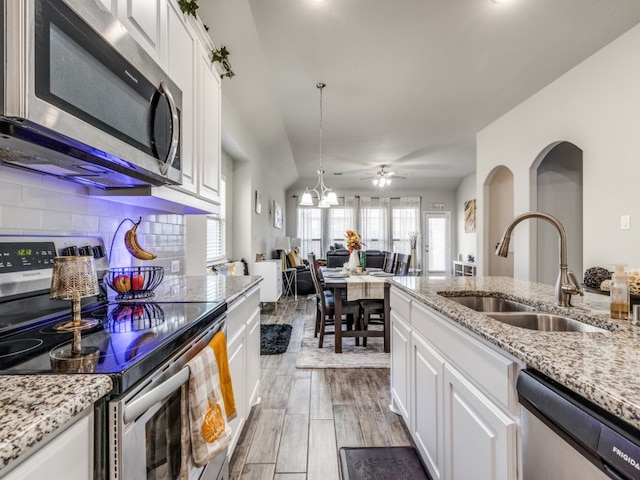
0,0,182,189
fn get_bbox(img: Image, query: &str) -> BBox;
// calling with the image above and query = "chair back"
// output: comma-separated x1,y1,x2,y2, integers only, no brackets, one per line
383,252,397,273
307,253,325,302
394,253,411,275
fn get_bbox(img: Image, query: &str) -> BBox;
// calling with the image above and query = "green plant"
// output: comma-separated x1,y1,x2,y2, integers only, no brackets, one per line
211,45,235,79
178,0,199,17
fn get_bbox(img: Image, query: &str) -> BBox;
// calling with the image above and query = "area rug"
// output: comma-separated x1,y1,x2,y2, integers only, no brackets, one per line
295,316,389,369
339,446,432,480
260,324,293,355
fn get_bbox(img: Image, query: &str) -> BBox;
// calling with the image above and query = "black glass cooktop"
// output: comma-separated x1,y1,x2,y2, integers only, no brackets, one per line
0,300,226,394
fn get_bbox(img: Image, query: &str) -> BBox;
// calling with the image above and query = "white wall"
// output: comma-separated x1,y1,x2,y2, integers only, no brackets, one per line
456,173,477,263
477,23,640,280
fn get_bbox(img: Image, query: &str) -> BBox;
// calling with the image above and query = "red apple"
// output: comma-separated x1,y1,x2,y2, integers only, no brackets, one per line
112,274,131,293
131,274,144,291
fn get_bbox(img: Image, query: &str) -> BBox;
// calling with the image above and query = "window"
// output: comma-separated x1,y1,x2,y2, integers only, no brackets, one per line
206,177,226,263
296,196,421,263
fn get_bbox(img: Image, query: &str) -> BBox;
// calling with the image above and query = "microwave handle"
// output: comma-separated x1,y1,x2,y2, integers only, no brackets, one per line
123,366,189,424
158,81,180,176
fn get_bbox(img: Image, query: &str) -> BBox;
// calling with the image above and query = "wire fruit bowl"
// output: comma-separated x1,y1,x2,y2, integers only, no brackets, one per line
104,266,164,299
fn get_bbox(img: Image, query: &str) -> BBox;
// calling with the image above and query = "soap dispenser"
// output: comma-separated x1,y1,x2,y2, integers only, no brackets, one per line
610,263,630,320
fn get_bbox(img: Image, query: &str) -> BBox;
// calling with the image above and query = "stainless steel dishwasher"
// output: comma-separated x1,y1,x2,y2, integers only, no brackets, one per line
518,370,640,480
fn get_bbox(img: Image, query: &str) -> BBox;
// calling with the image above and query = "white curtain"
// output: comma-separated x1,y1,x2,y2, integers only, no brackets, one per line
360,196,390,252
392,196,421,254
327,196,357,248
297,206,322,260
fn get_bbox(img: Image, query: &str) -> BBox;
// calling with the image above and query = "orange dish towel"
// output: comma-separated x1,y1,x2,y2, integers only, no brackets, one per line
209,331,237,421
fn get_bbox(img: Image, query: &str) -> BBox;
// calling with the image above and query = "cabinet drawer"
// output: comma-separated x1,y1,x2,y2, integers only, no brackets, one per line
227,297,247,340
246,286,261,312
412,302,521,412
390,287,412,322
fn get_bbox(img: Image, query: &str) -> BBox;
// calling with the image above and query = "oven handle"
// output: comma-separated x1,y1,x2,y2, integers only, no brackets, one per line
123,366,189,424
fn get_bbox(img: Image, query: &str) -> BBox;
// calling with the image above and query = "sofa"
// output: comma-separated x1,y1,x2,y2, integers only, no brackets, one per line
325,249,387,269
276,248,315,295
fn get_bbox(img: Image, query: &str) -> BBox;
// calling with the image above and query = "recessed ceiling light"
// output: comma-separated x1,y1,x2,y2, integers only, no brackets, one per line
493,0,511,3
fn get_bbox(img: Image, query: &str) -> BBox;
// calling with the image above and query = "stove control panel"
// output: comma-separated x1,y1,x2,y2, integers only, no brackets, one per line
0,235,110,299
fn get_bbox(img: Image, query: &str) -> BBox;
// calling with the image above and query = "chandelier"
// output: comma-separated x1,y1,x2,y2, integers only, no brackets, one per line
299,83,338,208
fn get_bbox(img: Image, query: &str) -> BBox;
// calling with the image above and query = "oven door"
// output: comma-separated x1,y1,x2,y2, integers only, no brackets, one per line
108,315,227,480
4,0,181,185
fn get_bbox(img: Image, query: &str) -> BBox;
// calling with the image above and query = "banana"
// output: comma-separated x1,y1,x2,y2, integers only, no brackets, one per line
124,220,157,260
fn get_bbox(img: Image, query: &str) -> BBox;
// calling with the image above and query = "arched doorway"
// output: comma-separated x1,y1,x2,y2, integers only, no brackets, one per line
487,166,514,277
534,142,583,285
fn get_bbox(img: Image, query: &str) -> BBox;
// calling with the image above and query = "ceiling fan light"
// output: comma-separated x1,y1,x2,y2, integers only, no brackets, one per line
300,190,314,206
326,191,338,205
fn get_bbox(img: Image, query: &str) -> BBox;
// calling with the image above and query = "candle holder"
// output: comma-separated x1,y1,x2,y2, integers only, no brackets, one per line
50,256,100,353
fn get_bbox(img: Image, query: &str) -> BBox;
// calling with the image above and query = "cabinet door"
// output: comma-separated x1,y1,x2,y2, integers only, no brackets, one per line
166,0,197,194
443,364,517,480
390,311,410,422
3,412,93,480
245,307,261,408
197,45,222,203
412,332,445,480
116,0,164,61
227,325,246,458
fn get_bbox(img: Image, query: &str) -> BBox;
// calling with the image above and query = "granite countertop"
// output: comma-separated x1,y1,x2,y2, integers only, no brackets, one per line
108,274,263,304
390,275,640,429
0,375,113,472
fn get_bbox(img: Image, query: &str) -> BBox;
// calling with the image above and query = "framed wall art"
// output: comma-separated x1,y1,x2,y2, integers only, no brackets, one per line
273,200,282,229
464,199,476,233
255,190,262,214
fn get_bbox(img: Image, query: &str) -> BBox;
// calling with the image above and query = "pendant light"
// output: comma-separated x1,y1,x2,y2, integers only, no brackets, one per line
300,83,338,207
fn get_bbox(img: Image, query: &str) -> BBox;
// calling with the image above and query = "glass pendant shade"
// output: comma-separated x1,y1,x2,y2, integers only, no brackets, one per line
300,190,314,206
326,191,338,205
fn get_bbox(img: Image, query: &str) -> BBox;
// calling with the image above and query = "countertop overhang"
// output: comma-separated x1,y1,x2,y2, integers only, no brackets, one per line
390,275,640,430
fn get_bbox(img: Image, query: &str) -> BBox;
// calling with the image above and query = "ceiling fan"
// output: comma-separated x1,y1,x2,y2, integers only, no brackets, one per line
360,165,406,187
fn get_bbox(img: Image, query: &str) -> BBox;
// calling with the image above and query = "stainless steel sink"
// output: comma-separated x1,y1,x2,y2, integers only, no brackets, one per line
445,295,537,312
486,312,609,333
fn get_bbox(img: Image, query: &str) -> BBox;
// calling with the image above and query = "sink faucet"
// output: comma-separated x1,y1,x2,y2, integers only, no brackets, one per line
495,211,584,307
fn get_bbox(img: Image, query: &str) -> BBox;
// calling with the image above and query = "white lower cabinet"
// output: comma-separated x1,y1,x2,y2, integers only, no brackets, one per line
412,331,445,480
226,285,261,458
444,365,518,480
390,310,410,422
390,286,523,480
2,410,93,480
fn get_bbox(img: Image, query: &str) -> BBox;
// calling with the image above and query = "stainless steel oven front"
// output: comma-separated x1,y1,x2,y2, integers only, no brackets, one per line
108,314,228,480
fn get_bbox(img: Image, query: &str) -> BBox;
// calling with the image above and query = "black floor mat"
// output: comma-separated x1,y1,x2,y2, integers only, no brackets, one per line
260,324,292,355
339,446,432,480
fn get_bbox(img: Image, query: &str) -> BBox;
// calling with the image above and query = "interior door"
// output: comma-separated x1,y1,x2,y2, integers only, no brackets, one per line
423,212,450,275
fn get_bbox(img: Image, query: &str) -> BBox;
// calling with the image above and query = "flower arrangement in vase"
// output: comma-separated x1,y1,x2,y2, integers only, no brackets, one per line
345,229,364,271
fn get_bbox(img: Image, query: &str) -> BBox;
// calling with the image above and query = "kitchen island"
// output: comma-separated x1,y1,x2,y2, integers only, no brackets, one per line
388,275,639,480
390,275,638,426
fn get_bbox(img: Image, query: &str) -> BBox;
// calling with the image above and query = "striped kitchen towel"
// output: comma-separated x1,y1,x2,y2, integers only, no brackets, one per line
185,346,232,467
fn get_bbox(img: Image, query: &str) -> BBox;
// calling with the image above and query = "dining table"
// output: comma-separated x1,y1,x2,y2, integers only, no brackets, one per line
322,270,392,353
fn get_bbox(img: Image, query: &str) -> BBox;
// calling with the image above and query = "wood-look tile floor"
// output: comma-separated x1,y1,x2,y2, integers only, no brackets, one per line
230,296,413,480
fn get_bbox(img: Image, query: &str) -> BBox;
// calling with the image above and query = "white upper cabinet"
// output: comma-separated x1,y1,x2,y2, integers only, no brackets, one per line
166,1,198,194
196,42,222,204
115,0,165,62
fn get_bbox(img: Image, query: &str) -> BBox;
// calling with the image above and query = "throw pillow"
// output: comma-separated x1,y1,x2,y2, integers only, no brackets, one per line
287,251,300,267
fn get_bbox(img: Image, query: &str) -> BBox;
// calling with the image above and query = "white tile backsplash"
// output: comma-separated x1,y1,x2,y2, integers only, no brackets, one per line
0,166,187,274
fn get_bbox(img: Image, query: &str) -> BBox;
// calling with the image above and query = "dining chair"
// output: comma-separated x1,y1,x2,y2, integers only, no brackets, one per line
395,253,411,275
383,252,397,273
359,299,385,347
308,254,361,348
